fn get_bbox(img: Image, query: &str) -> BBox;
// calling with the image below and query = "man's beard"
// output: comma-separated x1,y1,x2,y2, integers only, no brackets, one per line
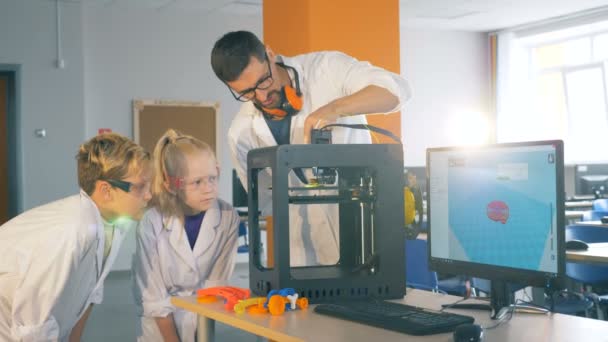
254,90,282,109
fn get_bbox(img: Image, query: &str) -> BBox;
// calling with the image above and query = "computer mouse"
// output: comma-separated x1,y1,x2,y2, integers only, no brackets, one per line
565,239,589,251
453,323,483,342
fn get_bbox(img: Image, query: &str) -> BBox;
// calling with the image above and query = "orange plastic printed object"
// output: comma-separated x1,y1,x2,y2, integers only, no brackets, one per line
248,303,269,314
267,295,287,316
197,295,218,304
196,286,251,310
296,297,309,309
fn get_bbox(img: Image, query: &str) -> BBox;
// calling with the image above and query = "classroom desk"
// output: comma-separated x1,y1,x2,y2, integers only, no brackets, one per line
575,221,608,228
565,201,594,209
567,242,608,264
564,222,608,263
565,210,585,222
171,289,608,342
569,195,597,201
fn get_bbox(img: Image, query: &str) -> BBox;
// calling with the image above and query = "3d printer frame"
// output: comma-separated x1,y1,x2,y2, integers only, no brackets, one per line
247,144,406,303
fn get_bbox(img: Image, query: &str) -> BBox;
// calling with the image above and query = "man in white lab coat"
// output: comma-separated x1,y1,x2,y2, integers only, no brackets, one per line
211,31,412,266
0,133,152,341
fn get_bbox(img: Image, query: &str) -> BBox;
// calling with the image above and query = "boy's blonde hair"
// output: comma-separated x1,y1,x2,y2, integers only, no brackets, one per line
76,133,150,195
152,129,216,218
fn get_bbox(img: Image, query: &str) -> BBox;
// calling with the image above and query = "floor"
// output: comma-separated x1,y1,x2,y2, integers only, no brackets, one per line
82,262,260,341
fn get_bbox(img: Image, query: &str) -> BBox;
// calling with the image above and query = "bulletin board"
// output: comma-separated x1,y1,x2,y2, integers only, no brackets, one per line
133,99,220,155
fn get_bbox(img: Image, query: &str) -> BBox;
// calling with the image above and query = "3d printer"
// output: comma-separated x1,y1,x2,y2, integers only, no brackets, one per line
246,143,406,303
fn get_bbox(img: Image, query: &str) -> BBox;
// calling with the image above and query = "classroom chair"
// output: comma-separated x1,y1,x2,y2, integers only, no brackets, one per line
592,199,608,212
582,210,608,221
405,238,441,292
562,224,608,319
237,220,249,254
405,239,469,296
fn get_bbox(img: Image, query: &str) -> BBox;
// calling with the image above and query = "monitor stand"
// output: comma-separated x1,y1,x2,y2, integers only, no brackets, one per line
442,280,549,319
493,303,550,319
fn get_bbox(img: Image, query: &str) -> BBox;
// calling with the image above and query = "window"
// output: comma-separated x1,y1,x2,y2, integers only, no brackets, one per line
496,21,608,163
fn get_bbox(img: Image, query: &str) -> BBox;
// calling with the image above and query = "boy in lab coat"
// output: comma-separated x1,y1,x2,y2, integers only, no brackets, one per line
0,133,152,341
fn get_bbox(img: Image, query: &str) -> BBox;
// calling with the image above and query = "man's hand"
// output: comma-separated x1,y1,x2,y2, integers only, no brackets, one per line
302,85,400,144
303,104,342,144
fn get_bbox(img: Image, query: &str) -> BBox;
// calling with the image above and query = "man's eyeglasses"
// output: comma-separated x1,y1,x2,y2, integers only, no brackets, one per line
102,178,150,195
227,53,274,102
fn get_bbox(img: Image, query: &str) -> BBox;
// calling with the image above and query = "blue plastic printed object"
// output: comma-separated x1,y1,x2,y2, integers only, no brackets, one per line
265,288,298,310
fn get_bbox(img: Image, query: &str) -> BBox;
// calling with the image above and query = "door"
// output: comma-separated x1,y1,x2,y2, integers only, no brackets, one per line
0,76,8,224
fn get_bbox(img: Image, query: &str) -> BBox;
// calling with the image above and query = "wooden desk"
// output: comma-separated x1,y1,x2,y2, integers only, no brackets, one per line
565,201,593,209
575,221,608,228
171,289,608,342
565,210,584,222
569,195,596,201
567,242,608,264
565,222,608,263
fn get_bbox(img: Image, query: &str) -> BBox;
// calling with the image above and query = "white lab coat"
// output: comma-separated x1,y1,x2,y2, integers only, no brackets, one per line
228,51,412,266
0,191,129,342
132,199,239,342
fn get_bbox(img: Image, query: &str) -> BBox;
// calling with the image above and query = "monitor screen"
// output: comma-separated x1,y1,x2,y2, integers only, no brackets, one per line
575,164,608,197
427,140,565,289
580,175,608,197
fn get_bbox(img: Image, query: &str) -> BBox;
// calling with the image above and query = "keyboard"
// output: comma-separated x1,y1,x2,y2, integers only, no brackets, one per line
314,300,474,336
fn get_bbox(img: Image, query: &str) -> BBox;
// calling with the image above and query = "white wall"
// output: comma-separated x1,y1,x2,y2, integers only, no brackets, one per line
400,28,491,166
1,1,490,270
82,4,262,270
0,1,85,210
83,4,262,199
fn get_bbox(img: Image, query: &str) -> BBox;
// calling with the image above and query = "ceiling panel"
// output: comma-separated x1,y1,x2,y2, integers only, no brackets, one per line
400,0,608,31
74,0,608,32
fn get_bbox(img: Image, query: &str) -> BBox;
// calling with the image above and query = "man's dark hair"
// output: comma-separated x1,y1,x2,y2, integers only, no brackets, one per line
211,31,266,82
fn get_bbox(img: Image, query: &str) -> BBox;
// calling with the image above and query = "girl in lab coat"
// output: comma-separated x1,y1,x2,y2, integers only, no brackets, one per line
0,133,152,342
133,129,240,342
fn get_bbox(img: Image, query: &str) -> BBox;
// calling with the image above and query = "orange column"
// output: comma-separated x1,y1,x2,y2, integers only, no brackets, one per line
263,0,402,143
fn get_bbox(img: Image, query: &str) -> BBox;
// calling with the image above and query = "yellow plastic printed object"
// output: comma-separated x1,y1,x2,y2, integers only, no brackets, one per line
233,297,266,314
404,187,416,225
305,178,321,188
248,302,269,314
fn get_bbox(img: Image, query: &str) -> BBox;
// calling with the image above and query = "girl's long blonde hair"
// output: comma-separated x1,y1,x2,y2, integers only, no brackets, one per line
151,129,216,219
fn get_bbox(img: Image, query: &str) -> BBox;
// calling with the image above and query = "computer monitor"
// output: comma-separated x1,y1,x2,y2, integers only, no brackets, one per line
427,140,565,316
580,175,608,198
574,164,608,198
